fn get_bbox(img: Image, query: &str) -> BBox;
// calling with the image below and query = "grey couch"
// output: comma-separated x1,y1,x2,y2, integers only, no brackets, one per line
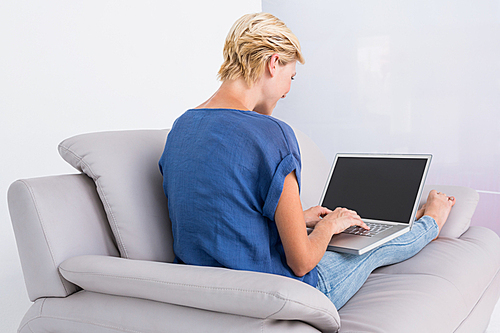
8,129,500,333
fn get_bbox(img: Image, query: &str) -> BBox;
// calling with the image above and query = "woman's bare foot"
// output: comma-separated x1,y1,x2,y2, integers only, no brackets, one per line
415,203,426,220
421,190,456,237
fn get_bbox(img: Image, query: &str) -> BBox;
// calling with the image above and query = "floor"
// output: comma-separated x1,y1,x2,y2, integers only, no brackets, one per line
486,299,500,332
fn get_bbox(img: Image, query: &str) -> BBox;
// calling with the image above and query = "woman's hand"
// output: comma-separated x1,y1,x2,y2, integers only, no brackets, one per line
303,206,332,228
303,206,369,233
318,207,369,235
275,171,370,277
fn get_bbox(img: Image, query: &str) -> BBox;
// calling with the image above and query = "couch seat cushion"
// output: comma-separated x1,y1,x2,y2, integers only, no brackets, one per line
338,227,500,333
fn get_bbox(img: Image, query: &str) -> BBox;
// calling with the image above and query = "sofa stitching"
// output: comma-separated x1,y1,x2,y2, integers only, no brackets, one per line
59,267,338,324
26,323,35,333
452,265,500,332
17,299,45,333
262,300,322,333
39,298,46,317
268,294,341,329
57,144,98,179
20,320,36,333
18,181,71,295
58,144,129,258
20,320,34,333
264,297,287,319
24,314,144,333
60,266,288,296
94,178,129,258
371,271,469,307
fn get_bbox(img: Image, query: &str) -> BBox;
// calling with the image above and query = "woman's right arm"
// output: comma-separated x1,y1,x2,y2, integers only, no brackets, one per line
274,171,368,277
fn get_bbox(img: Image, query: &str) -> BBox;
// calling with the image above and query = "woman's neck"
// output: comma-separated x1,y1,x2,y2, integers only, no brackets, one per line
196,78,272,115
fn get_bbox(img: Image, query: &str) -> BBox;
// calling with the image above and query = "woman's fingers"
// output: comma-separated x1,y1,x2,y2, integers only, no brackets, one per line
314,205,332,217
304,205,335,224
352,218,370,230
334,215,369,234
304,206,334,228
310,206,367,234
320,206,333,216
330,207,360,219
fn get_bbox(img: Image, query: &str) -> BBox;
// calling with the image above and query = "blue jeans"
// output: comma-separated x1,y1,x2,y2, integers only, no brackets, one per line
316,215,439,309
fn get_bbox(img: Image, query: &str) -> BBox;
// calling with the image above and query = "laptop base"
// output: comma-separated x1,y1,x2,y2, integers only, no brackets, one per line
327,225,410,255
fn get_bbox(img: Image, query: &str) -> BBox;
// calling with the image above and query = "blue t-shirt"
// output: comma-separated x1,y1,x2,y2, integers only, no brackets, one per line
159,108,318,287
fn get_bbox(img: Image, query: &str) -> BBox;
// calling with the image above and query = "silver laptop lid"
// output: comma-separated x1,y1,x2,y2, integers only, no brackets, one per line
319,153,432,226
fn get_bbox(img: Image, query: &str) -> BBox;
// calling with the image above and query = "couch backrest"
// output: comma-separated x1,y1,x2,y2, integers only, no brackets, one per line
294,129,331,209
58,129,175,262
57,128,330,264
8,174,119,301
9,128,330,300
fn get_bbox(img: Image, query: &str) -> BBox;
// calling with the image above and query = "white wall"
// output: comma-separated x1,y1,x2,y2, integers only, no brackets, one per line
0,1,261,331
264,0,500,234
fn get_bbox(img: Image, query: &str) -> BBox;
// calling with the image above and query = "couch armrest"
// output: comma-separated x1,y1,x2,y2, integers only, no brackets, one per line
59,255,340,333
8,175,119,301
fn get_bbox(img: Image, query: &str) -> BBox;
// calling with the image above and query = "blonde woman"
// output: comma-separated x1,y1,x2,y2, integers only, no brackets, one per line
159,13,455,309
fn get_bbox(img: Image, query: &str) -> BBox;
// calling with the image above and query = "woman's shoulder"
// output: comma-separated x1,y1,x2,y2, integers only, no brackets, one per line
232,110,298,150
172,108,299,153
183,108,295,136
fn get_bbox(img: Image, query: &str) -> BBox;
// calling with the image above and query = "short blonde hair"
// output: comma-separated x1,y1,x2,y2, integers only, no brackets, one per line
217,13,305,87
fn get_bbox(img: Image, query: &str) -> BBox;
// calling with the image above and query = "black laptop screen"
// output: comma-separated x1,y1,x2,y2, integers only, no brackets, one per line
321,156,428,224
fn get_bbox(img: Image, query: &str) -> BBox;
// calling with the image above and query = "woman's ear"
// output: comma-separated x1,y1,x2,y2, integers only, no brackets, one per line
267,54,280,78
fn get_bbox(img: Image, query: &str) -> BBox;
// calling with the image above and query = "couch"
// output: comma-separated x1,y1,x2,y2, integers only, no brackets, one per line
8,129,500,333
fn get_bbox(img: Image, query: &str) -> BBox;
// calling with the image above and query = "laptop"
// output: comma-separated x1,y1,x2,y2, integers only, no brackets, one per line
319,153,432,255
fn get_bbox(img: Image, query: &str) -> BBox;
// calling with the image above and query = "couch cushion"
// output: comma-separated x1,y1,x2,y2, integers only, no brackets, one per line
20,291,323,333
294,129,331,209
339,226,500,333
419,185,479,238
59,255,340,333
58,130,174,262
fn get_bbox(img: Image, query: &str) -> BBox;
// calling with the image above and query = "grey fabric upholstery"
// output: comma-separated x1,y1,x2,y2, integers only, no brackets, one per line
8,174,118,301
18,291,322,333
8,128,500,332
294,129,331,209
455,266,500,333
339,226,500,332
58,130,173,262
59,255,339,332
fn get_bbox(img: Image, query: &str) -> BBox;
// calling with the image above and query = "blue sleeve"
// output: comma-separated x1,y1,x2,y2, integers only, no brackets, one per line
262,123,302,221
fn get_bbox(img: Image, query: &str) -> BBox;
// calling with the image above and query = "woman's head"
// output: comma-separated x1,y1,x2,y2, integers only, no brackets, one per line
217,13,304,87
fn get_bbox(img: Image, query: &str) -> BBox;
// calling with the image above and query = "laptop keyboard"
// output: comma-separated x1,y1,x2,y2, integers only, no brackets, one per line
342,222,393,237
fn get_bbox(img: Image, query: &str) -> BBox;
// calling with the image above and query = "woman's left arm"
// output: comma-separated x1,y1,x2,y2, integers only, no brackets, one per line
274,171,366,277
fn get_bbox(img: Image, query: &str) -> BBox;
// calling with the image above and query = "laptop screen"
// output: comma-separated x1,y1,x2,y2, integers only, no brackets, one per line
321,156,430,224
